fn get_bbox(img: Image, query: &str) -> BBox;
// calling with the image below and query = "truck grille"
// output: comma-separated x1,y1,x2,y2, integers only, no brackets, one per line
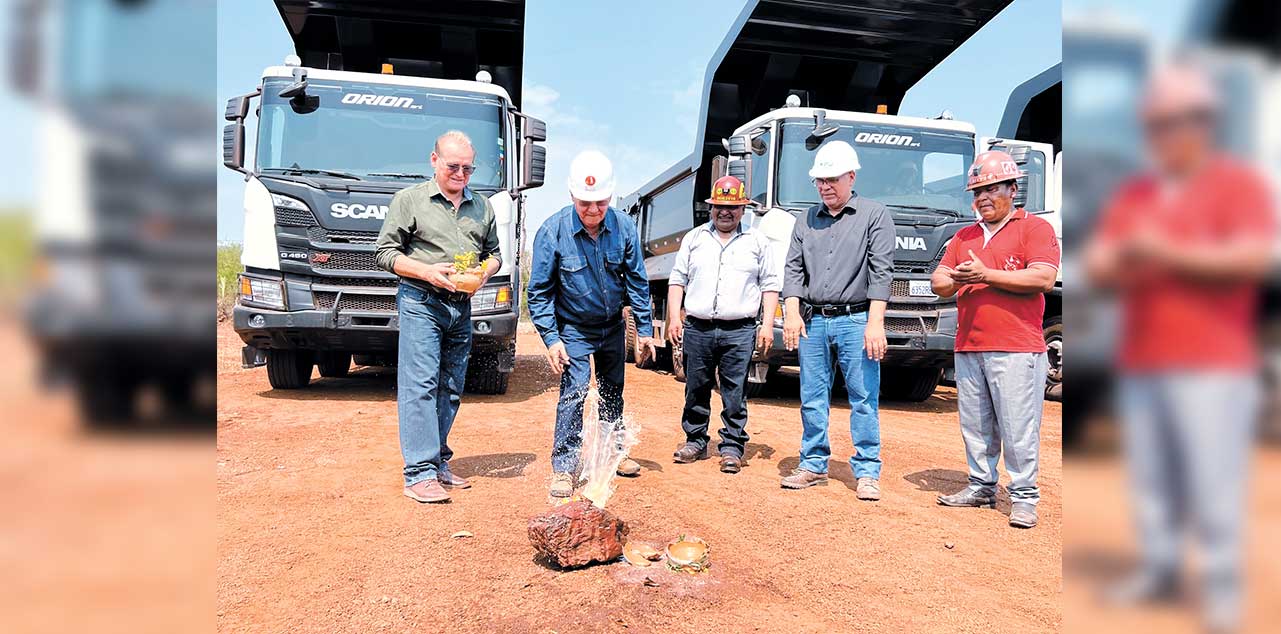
275,206,318,227
310,276,398,289
894,259,940,274
307,226,377,244
890,279,911,297
312,250,379,271
313,291,397,312
885,316,938,334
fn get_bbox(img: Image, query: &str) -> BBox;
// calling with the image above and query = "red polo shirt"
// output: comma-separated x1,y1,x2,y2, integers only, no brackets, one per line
938,209,1060,352
1095,156,1275,371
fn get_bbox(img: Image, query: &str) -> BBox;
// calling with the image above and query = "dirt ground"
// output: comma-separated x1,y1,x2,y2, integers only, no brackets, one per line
217,323,1063,633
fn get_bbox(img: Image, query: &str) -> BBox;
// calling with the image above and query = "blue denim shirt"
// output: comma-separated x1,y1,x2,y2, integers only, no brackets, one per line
527,206,653,347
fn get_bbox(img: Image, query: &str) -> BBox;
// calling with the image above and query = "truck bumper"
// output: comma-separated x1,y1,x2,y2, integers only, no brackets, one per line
233,304,517,353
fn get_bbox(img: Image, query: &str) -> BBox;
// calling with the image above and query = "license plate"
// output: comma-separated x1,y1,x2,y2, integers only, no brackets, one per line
909,280,935,297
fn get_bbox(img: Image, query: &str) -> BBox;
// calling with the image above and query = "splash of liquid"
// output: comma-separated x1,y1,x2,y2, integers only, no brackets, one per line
576,387,640,508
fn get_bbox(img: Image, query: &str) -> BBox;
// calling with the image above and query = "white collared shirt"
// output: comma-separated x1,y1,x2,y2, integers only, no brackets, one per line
668,223,782,320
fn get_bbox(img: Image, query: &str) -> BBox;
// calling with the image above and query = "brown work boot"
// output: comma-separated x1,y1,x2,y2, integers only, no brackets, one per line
549,472,575,498
616,458,641,477
403,479,451,503
673,442,709,464
856,477,881,501
438,465,471,489
719,454,742,474
780,468,828,489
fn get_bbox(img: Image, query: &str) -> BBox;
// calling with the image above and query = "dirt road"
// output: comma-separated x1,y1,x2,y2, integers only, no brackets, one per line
217,324,1062,633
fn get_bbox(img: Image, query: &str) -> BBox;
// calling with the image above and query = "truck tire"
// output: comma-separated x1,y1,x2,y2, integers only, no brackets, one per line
881,367,942,402
465,353,510,395
743,364,778,399
267,349,314,390
1043,317,1063,402
623,307,636,363
76,375,137,427
317,351,352,378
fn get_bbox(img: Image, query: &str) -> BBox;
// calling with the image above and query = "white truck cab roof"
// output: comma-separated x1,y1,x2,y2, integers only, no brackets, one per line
260,65,514,104
735,106,977,136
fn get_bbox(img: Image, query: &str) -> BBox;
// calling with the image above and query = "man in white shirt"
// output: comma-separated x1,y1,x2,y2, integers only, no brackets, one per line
666,176,781,473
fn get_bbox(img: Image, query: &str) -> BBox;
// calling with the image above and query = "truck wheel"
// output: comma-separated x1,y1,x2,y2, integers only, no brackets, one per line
465,360,510,395
623,307,636,363
1043,317,1063,402
317,352,352,378
76,375,137,427
267,349,314,390
881,368,942,402
743,365,778,399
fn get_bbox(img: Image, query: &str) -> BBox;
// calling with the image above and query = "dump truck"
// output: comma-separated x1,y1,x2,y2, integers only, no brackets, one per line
10,0,217,425
617,0,1023,401
223,0,546,394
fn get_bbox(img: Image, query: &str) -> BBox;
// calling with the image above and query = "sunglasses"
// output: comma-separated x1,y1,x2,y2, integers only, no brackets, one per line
442,163,477,175
1144,110,1214,137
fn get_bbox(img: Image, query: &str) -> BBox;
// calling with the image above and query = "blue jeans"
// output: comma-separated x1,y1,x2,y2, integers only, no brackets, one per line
396,283,472,486
552,321,626,474
680,319,755,458
797,312,881,478
1116,372,1258,624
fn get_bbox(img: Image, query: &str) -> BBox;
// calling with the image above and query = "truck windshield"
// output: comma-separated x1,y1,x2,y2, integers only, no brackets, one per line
776,121,974,216
256,78,507,188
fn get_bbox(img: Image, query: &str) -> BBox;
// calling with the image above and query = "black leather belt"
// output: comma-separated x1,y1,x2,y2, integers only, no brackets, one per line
685,316,756,329
405,280,469,303
806,301,869,317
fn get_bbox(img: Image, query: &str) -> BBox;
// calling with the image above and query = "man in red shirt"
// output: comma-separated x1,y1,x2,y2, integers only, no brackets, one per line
1086,62,1274,631
930,150,1060,529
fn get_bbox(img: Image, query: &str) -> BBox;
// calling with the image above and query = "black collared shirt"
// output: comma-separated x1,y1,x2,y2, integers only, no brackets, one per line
782,193,895,305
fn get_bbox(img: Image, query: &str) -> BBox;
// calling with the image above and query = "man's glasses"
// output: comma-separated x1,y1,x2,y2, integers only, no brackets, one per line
442,163,477,175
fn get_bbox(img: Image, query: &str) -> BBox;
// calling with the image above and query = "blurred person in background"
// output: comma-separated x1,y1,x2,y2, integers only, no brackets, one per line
1085,60,1276,633
932,150,1060,529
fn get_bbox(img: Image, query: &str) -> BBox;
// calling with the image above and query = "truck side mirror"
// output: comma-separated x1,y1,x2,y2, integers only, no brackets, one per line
710,155,728,180
223,122,245,173
8,1,43,96
727,156,752,194
522,115,547,142
519,143,546,191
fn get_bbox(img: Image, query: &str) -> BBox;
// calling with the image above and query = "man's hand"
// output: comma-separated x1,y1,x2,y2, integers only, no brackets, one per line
545,341,570,375
864,320,887,361
783,312,807,351
421,262,459,292
756,324,774,351
637,336,659,363
951,250,989,285
667,318,683,347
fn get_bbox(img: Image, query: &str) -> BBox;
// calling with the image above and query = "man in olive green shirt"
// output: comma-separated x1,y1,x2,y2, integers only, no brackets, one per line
375,131,500,504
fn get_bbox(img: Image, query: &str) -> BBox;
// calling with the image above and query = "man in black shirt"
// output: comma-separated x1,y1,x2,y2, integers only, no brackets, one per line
780,140,894,500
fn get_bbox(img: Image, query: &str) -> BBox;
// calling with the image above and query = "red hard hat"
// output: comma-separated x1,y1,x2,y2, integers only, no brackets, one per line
965,150,1023,191
705,175,751,206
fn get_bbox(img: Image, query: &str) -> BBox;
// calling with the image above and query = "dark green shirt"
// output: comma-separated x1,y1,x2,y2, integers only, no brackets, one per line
374,179,501,278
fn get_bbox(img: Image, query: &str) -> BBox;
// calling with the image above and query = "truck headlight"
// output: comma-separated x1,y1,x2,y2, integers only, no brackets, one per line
271,193,310,211
238,274,286,309
773,304,785,328
471,285,512,312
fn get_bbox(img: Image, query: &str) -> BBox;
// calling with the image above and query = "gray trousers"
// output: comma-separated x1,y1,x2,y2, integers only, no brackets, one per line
1116,373,1258,624
955,351,1048,504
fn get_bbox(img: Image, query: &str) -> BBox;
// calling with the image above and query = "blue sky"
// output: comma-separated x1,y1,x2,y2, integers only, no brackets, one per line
0,0,1197,226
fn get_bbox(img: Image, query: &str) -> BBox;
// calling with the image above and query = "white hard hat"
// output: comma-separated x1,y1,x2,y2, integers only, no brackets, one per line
567,150,616,202
808,140,860,179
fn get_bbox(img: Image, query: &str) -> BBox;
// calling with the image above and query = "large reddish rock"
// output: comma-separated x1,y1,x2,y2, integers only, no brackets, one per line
528,500,628,568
